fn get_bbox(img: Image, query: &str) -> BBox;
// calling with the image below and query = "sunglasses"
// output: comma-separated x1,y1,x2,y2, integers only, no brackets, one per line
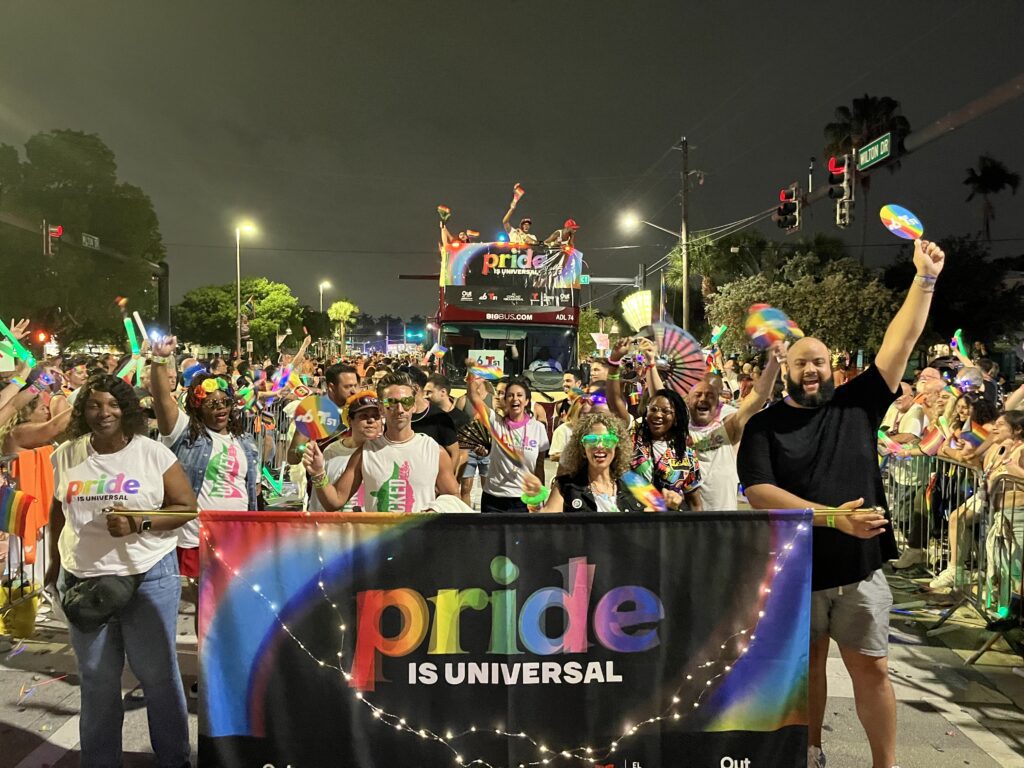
581,433,619,449
201,397,232,411
381,395,416,409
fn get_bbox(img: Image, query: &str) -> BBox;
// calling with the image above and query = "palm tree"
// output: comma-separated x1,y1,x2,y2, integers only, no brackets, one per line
327,298,359,350
824,94,911,258
964,155,1020,241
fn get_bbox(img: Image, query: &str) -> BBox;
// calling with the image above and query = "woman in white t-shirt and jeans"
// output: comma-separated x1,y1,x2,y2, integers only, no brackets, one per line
468,375,550,513
46,374,197,768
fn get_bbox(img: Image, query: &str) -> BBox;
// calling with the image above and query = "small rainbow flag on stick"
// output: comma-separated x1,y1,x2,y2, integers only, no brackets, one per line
622,471,668,512
961,423,990,449
1,486,35,535
918,427,945,456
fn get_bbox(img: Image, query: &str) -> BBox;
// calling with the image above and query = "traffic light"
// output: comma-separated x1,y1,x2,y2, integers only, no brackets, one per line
43,220,63,256
828,155,854,229
776,187,801,232
36,331,48,344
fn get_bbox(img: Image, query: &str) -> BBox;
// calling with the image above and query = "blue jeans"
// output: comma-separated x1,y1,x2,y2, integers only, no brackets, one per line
60,552,190,768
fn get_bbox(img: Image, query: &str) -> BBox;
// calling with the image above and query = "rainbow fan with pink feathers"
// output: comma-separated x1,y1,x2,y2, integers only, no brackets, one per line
651,322,705,395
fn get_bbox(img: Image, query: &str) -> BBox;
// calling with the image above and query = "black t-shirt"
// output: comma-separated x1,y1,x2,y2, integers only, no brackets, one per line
411,404,458,449
443,404,471,432
737,365,899,591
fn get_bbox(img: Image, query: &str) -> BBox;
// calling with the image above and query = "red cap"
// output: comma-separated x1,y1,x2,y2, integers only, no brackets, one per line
564,218,580,230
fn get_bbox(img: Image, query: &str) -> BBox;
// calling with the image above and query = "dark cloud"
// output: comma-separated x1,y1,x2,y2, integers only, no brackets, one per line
1,1,1022,315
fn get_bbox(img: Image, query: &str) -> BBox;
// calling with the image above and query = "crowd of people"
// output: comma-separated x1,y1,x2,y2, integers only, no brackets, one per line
5,237,1024,768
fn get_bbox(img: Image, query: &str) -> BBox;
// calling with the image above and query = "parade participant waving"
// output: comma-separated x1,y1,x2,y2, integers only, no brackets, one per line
737,238,946,768
605,338,702,511
467,374,549,513
303,372,460,512
307,390,382,511
522,413,650,513
45,374,196,768
685,343,782,510
148,336,260,581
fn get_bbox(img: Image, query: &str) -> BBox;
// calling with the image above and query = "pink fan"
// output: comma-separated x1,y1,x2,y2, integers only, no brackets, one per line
652,322,705,395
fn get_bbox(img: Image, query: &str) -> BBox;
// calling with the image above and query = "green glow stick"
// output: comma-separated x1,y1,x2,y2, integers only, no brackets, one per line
0,318,36,367
116,357,135,380
262,466,283,495
123,317,140,356
710,325,728,345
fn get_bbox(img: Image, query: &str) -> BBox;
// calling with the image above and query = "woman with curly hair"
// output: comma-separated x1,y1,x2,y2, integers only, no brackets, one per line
522,413,650,512
45,374,196,768
148,336,260,581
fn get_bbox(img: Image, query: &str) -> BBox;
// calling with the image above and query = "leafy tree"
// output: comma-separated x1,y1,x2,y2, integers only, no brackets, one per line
301,306,332,340
577,306,602,360
0,130,166,347
883,235,1024,345
963,155,1020,241
172,278,301,355
705,246,898,354
327,299,360,349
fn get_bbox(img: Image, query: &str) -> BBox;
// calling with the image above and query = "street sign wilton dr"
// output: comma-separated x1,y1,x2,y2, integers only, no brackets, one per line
857,132,891,171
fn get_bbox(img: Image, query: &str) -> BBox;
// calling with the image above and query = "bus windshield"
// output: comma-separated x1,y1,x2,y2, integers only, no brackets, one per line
441,323,577,389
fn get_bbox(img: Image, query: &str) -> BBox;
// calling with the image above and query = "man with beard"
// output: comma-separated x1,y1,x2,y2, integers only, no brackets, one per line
687,344,782,510
737,239,946,768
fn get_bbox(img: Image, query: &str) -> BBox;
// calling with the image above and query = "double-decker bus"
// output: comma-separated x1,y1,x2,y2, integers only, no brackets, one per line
436,239,582,394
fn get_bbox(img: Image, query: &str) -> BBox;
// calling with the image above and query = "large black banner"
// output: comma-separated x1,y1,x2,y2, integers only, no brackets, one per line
199,512,811,768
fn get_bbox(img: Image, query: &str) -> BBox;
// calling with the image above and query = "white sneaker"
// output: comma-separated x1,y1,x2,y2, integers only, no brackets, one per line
929,565,956,590
808,745,826,768
891,547,926,569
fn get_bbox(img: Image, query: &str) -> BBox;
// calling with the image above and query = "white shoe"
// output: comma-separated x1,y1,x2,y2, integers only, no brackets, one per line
891,547,926,569
929,565,956,590
808,745,826,768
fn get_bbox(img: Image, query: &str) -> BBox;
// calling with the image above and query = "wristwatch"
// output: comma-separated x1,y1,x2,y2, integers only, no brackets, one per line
140,516,153,532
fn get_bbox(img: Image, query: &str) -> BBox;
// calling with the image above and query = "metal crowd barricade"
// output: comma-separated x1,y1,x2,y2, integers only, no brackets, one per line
983,475,1024,625
1,453,50,634
884,454,985,579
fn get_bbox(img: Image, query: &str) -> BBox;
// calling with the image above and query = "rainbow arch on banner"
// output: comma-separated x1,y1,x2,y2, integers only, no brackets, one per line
442,242,583,287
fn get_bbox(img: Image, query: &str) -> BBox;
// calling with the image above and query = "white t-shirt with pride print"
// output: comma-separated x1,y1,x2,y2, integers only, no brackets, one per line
360,433,440,512
52,435,180,577
161,411,249,547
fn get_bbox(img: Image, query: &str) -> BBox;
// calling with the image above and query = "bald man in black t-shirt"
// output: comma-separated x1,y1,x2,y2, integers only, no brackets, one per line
739,240,946,768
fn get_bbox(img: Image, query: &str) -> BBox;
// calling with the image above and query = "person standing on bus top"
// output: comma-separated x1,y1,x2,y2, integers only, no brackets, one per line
503,206,537,245
544,218,580,249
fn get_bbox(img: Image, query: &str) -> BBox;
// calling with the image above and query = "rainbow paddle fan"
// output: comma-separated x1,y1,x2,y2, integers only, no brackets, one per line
652,322,705,395
457,420,491,454
744,303,804,350
621,290,653,333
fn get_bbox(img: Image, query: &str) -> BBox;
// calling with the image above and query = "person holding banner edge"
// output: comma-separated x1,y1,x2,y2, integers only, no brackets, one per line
737,238,946,768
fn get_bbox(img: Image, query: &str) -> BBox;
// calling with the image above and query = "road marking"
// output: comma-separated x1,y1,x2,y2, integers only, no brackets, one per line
925,696,1024,767
14,715,80,768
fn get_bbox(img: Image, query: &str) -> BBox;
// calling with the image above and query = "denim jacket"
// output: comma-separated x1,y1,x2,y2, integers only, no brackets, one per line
170,428,260,510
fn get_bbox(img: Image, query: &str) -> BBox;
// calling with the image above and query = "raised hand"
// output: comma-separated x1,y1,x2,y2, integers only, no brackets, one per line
521,472,542,497
302,440,326,476
913,239,945,278
9,318,30,341
151,335,177,359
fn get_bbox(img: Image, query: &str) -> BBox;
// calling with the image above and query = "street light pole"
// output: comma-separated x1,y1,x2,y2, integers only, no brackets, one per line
679,135,690,332
235,227,242,358
318,280,331,313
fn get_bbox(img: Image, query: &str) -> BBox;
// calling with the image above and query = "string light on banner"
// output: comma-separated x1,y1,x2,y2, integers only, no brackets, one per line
201,514,810,767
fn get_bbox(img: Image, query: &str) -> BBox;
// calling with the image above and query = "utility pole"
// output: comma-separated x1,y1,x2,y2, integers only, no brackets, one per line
678,136,690,331
808,157,815,195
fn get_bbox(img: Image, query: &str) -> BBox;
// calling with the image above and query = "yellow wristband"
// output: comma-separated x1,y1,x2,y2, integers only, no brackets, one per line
827,514,836,529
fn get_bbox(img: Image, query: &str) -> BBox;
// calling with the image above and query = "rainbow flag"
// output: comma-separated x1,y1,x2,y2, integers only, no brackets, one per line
1,486,35,535
877,429,902,454
918,427,945,456
961,423,990,449
622,471,668,512
469,392,521,465
469,363,503,381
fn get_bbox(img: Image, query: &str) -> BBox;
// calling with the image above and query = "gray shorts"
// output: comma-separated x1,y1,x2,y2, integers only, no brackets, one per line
810,568,892,656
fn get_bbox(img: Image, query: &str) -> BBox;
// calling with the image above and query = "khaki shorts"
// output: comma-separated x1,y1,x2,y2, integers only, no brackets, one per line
810,568,892,656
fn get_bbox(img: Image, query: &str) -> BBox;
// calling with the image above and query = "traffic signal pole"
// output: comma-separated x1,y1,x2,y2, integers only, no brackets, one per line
678,136,690,332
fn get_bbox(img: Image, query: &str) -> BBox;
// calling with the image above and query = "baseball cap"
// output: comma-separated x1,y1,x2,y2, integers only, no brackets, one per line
342,390,380,426
564,218,580,230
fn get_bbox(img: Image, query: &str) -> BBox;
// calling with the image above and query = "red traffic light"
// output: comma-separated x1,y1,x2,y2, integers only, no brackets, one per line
48,225,63,238
827,156,847,174
779,188,797,202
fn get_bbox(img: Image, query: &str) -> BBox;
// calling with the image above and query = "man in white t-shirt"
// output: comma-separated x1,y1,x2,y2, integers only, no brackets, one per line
686,346,782,511
880,381,928,569
304,372,460,512
308,391,382,511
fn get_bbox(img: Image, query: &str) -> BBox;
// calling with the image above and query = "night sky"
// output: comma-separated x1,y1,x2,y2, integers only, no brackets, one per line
2,1,1022,316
